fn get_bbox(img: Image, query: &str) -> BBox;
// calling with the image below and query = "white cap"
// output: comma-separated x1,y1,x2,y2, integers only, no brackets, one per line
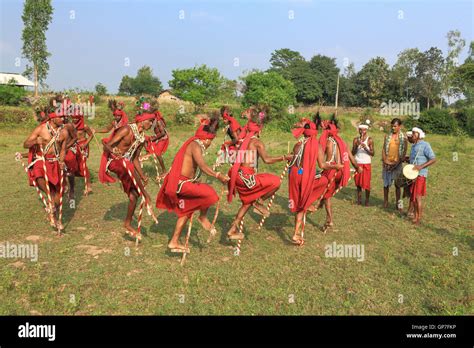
358,124,369,129
412,127,425,139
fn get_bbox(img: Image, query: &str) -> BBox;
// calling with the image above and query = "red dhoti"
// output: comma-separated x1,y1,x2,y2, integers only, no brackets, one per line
322,168,343,199
288,166,328,212
156,175,219,217
410,176,426,201
354,163,371,190
146,138,169,156
28,154,61,192
107,158,137,195
228,166,280,205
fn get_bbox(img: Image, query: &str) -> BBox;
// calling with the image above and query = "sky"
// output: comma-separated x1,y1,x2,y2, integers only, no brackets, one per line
0,0,472,93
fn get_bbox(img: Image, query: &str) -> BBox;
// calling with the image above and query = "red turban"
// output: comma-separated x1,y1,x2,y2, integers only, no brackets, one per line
135,113,155,123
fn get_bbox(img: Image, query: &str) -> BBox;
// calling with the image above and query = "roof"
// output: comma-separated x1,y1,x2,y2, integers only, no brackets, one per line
0,73,34,87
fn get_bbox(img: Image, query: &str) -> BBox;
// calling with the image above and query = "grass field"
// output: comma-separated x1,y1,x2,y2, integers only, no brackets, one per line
0,115,472,315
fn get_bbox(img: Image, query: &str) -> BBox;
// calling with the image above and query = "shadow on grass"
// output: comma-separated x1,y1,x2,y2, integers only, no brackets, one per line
62,176,87,232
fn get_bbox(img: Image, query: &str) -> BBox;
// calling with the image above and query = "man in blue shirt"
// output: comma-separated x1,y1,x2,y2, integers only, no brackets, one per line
409,127,436,225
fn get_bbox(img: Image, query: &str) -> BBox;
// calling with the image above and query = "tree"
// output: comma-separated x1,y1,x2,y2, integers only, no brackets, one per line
440,30,466,104
242,71,296,118
355,57,390,107
21,0,53,97
95,83,107,96
117,66,162,96
269,48,305,79
339,63,360,106
169,65,225,108
308,55,340,105
118,75,134,95
416,47,444,109
453,41,474,106
390,48,423,101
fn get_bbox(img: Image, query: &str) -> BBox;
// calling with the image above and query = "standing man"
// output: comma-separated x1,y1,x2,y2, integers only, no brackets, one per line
226,108,292,240
409,127,436,225
382,118,407,211
352,122,374,206
156,115,229,253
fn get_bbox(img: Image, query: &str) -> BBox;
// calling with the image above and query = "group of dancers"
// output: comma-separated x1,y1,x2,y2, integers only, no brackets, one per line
19,96,436,256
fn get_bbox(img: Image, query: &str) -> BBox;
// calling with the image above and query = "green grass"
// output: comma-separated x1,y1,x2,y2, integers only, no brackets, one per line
0,115,472,315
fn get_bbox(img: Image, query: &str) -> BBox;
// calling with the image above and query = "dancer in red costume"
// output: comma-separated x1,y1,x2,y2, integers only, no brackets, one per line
288,115,343,244
156,114,229,253
226,107,292,240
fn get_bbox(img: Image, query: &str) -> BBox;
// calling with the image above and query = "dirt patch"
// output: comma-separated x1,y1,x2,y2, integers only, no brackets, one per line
75,245,112,257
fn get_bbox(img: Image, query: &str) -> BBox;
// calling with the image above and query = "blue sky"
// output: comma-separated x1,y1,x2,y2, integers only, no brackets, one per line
0,0,472,92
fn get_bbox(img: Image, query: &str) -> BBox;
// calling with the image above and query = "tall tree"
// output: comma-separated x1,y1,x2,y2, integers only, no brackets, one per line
453,41,474,106
308,55,340,105
169,65,225,108
416,47,444,109
117,66,162,96
242,71,296,118
391,48,423,101
21,0,53,97
355,57,390,108
269,48,305,79
441,30,466,105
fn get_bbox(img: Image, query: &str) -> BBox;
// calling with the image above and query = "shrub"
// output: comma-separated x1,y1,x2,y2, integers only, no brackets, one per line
404,108,458,135
175,111,194,125
0,85,27,106
454,108,474,136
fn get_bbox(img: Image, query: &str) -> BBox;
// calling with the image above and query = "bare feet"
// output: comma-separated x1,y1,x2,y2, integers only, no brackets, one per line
307,204,317,212
227,223,244,240
252,201,270,217
124,222,139,237
168,242,190,253
84,186,92,195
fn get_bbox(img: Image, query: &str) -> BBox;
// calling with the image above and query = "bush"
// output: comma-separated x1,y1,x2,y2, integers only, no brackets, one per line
0,85,27,106
404,108,458,135
454,108,474,136
0,105,36,128
175,112,194,125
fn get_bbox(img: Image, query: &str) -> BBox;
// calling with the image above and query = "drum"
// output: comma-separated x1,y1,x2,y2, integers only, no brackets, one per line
403,164,419,180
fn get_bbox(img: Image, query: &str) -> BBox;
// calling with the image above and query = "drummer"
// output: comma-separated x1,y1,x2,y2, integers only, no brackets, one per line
409,127,436,225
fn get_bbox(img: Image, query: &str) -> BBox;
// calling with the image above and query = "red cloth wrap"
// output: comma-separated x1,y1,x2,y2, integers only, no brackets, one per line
107,158,137,195
99,112,129,184
28,153,60,191
410,176,426,201
319,124,350,188
227,166,280,205
288,121,324,212
156,126,216,211
157,175,218,217
223,112,241,133
135,113,155,123
354,163,371,190
289,167,328,212
72,115,85,130
322,167,343,199
145,112,169,155
227,121,262,202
